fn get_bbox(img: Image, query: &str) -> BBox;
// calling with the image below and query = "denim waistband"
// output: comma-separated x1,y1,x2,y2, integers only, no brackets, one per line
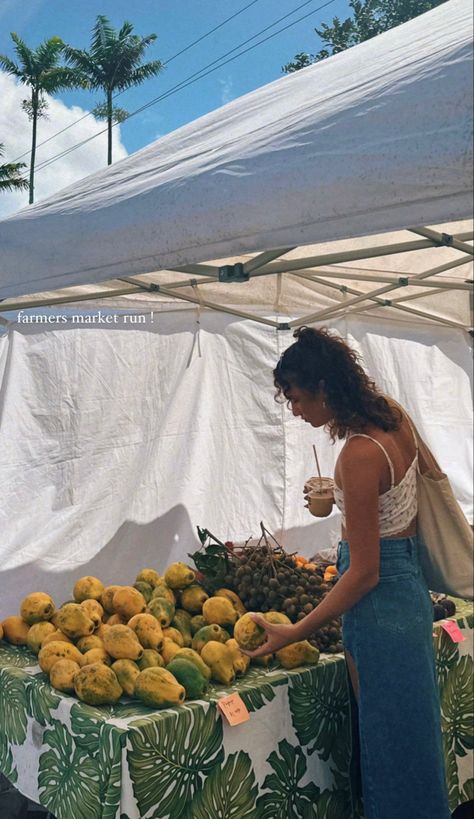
336,535,420,576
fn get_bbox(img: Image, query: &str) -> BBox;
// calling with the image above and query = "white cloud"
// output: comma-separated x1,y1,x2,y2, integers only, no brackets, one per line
218,76,234,105
0,72,128,219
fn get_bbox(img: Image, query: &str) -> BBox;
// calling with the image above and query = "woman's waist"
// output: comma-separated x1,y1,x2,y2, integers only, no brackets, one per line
336,535,421,575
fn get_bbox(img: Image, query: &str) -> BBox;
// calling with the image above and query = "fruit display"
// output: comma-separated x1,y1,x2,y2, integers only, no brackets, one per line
189,524,343,654
0,547,331,709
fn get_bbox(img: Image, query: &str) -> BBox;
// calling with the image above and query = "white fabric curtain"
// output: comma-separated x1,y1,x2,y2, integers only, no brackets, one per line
0,312,472,618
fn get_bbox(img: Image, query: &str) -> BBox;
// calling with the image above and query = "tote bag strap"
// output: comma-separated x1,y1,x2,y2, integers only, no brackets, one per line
389,397,442,476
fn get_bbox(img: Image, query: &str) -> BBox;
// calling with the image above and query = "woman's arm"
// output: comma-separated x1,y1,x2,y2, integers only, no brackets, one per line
243,438,384,657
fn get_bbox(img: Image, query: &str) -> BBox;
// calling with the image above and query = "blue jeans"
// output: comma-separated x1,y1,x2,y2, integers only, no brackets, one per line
336,536,451,819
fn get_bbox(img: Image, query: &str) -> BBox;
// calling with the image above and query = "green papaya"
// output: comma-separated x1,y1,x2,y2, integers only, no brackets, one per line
172,610,193,647
190,615,207,635
166,658,208,699
147,596,175,628
192,624,229,654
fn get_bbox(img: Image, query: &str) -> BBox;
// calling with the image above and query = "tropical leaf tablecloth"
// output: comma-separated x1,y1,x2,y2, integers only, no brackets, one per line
0,613,472,819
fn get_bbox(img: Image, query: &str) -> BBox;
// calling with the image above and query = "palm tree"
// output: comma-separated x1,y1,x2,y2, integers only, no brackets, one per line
63,16,163,166
0,143,29,193
0,34,79,204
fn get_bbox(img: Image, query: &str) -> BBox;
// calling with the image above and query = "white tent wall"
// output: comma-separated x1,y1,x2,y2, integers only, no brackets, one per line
0,312,471,618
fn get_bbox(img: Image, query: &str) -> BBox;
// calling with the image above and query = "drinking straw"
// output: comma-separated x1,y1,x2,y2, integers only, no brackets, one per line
312,444,323,492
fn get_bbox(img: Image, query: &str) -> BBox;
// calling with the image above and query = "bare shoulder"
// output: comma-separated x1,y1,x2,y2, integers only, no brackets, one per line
337,436,386,479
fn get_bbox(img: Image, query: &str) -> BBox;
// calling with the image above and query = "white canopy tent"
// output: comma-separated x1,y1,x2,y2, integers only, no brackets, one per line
0,0,472,616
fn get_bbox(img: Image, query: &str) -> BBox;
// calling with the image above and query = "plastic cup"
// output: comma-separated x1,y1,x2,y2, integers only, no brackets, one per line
306,478,334,518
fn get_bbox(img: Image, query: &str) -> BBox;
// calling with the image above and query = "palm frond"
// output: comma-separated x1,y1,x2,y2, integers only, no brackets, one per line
10,32,35,75
41,66,85,93
118,21,134,40
117,60,163,90
0,147,28,192
35,36,64,71
91,15,115,54
0,53,22,78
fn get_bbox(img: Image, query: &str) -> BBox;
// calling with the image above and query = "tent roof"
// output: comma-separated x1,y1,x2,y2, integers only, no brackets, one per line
0,0,472,331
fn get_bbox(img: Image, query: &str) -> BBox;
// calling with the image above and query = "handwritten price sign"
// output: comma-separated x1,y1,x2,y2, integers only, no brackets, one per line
441,620,465,643
217,693,250,726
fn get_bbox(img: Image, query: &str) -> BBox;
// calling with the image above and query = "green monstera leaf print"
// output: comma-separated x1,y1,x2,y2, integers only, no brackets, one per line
209,666,287,712
186,751,258,819
0,643,37,669
257,738,320,819
441,655,474,758
99,724,125,819
0,668,28,745
38,719,101,819
0,734,18,784
25,673,61,726
128,704,224,818
303,787,353,819
434,630,460,695
288,662,350,771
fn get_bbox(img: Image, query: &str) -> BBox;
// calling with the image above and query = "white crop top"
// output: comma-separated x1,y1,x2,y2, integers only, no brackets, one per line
333,417,418,537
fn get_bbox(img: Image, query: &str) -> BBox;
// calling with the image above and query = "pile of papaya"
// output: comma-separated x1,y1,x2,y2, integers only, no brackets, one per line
0,562,319,708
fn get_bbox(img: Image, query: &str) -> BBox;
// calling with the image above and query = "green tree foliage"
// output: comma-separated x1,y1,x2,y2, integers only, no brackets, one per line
282,0,446,73
63,16,163,166
0,35,79,203
0,143,29,193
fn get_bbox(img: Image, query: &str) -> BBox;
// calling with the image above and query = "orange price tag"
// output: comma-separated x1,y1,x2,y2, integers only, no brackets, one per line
217,693,250,726
441,620,465,643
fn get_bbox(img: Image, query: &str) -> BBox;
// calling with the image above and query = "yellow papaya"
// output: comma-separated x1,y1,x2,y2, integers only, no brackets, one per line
147,597,175,628
42,630,73,647
56,603,95,640
137,649,165,670
135,568,161,588
263,611,292,625
180,585,209,614
26,621,57,654
74,663,122,705
100,585,123,614
49,659,81,692
111,659,140,696
192,624,229,654
151,584,176,606
134,667,185,708
38,640,84,674
20,593,55,625
80,599,104,629
160,638,182,665
276,641,320,670
103,625,143,661
112,587,146,620
164,562,195,590
128,613,164,651
202,597,238,628
82,647,111,666
215,588,246,616
200,641,235,685
77,634,104,654
2,616,30,645
162,627,184,647
234,613,266,651
225,638,250,675
73,576,104,603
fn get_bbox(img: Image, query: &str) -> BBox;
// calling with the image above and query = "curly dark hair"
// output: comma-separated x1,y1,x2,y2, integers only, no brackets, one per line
274,326,401,440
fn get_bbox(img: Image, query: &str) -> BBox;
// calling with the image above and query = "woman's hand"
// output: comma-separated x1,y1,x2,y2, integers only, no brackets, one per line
239,613,300,658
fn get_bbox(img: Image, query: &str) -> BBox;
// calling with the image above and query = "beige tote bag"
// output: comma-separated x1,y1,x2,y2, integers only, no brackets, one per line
415,432,473,599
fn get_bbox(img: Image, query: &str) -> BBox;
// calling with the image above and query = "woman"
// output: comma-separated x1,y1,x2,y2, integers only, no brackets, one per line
243,326,451,819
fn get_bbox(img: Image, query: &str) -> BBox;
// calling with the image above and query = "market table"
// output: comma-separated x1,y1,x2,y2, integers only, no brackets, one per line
0,610,472,819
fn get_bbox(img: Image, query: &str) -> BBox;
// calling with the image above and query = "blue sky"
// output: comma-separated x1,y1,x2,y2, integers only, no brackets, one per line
0,0,350,154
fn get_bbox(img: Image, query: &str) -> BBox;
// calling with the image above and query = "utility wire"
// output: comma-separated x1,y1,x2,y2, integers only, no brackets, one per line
21,0,336,179
8,0,265,164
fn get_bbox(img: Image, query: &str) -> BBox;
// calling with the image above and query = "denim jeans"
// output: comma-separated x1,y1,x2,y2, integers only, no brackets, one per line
336,536,451,819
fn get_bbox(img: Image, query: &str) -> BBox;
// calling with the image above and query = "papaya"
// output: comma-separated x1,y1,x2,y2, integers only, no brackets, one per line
251,654,273,667
133,582,154,603
276,641,320,670
112,587,146,620
77,634,104,653
100,585,123,614
74,663,122,705
202,597,238,628
20,592,55,625
175,648,212,681
162,627,184,647
263,611,292,625
42,630,73,647
164,562,195,590
103,625,143,661
234,613,266,651
192,624,229,654
134,667,185,708
160,638,182,665
190,615,207,635
147,597,175,628
180,585,208,614
73,576,104,603
128,614,163,651
135,568,161,588
38,640,84,674
56,603,95,640
225,638,250,675
151,584,176,606
166,658,207,699
26,621,57,654
2,616,30,645
106,614,127,626
49,659,81,693
95,623,111,641
80,599,104,629
112,659,140,696
215,588,246,617
137,649,165,670
82,647,111,666
200,641,235,685
171,610,193,647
